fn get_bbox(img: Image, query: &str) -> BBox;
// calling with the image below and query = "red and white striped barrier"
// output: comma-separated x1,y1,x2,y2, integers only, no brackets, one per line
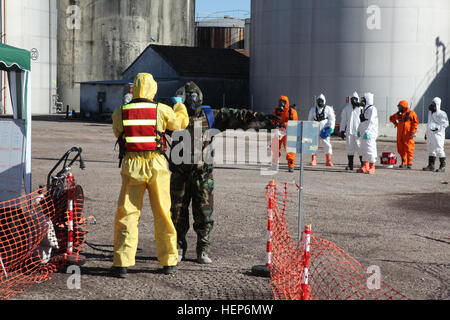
266,181,276,268
251,180,277,277
301,224,313,300
66,173,75,257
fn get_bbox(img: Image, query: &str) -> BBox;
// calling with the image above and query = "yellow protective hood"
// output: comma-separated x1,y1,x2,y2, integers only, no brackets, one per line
132,73,157,101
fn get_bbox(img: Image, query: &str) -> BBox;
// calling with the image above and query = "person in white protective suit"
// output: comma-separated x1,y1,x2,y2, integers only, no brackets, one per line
308,94,336,166
340,92,363,170
423,97,449,172
356,93,378,174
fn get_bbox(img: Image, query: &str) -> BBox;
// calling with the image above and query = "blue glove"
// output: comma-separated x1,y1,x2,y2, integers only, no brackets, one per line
357,132,361,138
328,128,334,135
320,127,331,139
172,96,183,104
363,133,370,140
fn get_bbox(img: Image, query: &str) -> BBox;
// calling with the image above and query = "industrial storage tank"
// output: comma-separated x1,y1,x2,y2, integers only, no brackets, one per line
1,0,57,115
196,16,246,49
57,0,195,112
250,0,450,132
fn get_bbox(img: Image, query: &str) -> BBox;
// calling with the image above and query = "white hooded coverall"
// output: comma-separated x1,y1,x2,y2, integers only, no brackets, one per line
340,92,362,156
308,94,336,155
426,97,448,158
357,93,378,163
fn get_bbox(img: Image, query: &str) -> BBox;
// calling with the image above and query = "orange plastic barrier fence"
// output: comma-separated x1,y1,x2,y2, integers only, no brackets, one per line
0,180,85,299
267,182,408,300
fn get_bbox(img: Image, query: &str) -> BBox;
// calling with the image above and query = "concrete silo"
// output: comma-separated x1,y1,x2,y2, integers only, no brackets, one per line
57,0,195,112
250,0,450,132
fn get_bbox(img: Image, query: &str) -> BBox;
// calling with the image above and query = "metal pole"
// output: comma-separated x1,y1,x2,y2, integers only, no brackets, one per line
0,0,2,115
49,0,52,114
298,152,304,242
385,96,389,124
298,125,304,242
0,253,8,278
422,96,425,123
2,0,6,113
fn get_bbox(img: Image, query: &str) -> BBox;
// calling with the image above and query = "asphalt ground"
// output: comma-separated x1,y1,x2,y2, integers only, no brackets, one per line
10,115,450,300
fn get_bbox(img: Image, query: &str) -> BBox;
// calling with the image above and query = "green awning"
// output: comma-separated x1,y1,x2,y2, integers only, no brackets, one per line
0,43,31,72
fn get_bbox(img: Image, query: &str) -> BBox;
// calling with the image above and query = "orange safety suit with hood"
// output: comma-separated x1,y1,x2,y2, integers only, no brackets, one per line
273,96,298,170
389,100,419,166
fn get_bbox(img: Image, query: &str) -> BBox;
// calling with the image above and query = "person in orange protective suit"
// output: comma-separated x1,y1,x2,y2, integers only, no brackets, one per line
273,96,298,172
389,100,419,169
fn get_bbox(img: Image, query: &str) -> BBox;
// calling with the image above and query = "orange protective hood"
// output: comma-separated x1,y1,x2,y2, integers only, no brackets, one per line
275,96,290,118
398,100,410,112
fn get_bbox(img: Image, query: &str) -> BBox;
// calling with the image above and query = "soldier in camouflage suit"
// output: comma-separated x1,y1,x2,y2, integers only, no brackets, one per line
170,81,278,264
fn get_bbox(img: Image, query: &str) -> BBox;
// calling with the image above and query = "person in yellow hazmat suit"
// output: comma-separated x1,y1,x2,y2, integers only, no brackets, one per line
111,73,189,278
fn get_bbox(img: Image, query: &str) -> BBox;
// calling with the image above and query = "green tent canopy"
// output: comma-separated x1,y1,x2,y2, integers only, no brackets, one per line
0,43,31,72
0,43,32,196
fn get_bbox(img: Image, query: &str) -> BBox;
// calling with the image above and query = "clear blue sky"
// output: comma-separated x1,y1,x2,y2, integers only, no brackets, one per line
195,0,251,20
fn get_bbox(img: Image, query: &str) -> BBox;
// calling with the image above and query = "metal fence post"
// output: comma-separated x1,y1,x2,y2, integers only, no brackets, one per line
422,96,425,123
385,96,389,124
0,253,8,278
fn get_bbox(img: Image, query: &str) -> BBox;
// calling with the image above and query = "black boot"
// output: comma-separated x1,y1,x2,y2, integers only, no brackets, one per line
423,156,436,171
359,156,363,167
163,266,177,275
177,237,187,263
111,266,128,279
288,160,295,172
436,158,446,172
345,155,354,171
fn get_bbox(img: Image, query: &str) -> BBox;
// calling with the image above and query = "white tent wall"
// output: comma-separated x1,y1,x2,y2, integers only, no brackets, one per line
2,0,57,115
5,69,32,194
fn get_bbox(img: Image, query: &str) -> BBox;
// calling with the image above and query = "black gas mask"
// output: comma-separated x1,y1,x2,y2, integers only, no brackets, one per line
360,97,367,108
185,91,199,113
429,102,437,113
276,99,287,113
350,97,360,109
317,98,325,108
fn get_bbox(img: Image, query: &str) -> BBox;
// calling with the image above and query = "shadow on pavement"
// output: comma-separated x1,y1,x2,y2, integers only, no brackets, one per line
391,192,450,217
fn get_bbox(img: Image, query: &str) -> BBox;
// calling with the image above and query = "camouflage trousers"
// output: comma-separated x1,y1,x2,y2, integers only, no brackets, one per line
170,164,214,255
